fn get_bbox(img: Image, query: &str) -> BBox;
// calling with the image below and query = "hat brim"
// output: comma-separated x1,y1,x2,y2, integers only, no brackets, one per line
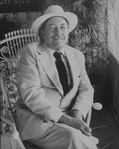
32,12,78,35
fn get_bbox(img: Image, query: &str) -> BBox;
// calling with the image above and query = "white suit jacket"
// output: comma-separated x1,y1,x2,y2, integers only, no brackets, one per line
16,42,94,140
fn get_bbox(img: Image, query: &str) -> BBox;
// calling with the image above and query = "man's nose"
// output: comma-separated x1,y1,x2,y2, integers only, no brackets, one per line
55,27,62,35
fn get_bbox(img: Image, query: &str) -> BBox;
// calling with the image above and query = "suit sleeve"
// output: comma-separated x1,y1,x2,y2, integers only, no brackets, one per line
72,52,94,118
17,44,63,122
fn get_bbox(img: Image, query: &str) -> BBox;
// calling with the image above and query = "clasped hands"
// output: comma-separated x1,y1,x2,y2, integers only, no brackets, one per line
58,109,92,136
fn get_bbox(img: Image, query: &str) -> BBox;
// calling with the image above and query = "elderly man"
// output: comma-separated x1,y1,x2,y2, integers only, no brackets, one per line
16,5,98,149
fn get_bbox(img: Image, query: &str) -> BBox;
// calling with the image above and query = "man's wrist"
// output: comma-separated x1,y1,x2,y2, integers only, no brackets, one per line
58,114,71,124
72,109,84,120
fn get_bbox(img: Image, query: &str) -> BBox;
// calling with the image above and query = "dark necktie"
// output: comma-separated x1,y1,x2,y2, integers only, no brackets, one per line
54,52,69,95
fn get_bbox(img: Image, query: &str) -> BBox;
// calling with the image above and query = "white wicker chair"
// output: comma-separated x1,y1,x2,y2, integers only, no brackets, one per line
0,29,41,149
0,29,102,149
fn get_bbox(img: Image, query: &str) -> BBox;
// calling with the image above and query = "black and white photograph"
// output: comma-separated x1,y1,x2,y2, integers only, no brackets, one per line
0,0,119,149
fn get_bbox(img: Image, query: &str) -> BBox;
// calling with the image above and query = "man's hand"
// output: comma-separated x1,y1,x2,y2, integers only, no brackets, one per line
58,114,92,136
66,109,84,120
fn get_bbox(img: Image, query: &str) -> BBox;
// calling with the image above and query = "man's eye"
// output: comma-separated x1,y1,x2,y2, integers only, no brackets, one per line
49,26,55,30
61,26,66,30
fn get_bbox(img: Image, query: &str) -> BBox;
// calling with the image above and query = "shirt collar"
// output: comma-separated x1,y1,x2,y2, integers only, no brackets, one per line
44,44,65,56
53,48,65,56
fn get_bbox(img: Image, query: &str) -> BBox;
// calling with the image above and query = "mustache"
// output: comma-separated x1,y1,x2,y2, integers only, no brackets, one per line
52,35,64,40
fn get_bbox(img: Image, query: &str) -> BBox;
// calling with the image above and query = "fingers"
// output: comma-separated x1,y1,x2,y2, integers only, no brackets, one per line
85,125,92,133
79,120,92,136
83,127,92,136
71,119,92,136
60,114,92,137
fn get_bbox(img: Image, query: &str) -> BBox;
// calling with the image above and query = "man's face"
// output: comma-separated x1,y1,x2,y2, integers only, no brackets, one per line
42,16,69,51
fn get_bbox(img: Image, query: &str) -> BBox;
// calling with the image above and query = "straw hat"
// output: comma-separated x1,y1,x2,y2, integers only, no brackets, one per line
32,5,78,35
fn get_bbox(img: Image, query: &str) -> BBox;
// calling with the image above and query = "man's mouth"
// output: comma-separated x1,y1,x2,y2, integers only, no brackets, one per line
53,36,64,40
54,38,63,40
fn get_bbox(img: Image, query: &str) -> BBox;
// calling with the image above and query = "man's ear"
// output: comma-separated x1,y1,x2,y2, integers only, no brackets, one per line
41,30,44,39
38,27,44,39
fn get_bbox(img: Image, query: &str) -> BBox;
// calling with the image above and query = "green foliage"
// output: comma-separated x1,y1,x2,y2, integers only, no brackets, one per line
71,0,109,84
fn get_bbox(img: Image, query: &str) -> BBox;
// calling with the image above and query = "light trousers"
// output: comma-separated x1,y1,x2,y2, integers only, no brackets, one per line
29,122,98,149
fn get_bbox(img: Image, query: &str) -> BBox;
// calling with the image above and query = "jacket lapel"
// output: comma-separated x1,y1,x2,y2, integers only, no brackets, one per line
37,44,63,95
